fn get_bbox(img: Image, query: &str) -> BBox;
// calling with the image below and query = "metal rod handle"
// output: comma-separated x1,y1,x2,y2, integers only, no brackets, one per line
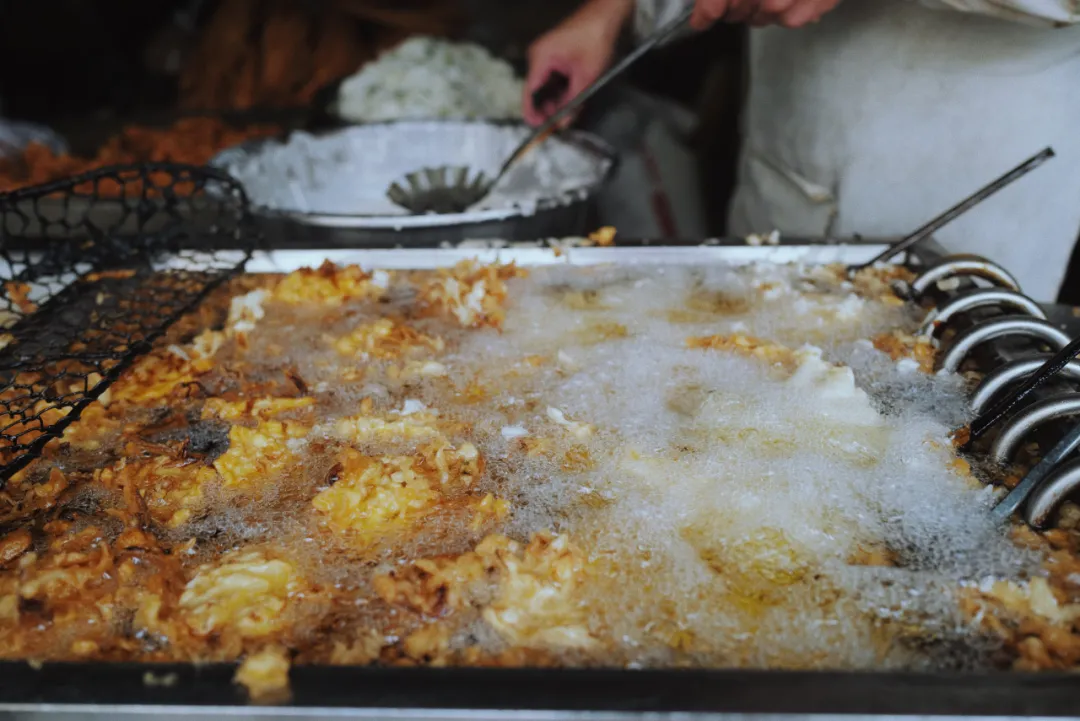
852,147,1055,271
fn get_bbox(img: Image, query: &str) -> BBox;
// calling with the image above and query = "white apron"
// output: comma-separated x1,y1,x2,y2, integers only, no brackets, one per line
638,0,1080,301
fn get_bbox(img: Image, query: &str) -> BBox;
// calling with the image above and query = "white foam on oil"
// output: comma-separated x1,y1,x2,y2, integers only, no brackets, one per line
178,261,1035,670
434,264,1028,668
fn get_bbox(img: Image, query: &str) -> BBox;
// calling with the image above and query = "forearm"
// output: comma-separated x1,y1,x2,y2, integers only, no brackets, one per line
910,0,1080,27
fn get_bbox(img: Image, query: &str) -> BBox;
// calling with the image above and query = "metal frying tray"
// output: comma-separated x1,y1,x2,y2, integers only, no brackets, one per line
3,240,1080,721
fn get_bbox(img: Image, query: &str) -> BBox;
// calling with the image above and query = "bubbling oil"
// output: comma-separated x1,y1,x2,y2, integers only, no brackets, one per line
7,261,1037,670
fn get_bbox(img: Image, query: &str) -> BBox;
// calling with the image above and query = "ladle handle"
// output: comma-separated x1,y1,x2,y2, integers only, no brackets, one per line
494,5,694,183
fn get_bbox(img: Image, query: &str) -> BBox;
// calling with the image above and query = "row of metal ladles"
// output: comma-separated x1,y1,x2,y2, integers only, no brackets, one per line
897,253,1080,528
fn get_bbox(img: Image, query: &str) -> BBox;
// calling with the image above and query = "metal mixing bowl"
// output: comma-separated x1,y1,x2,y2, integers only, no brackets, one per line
210,120,617,248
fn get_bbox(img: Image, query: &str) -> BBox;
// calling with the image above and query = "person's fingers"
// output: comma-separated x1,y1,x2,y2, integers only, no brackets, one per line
779,0,840,27
778,4,815,27
690,0,729,30
525,45,554,92
522,61,551,125
723,0,759,24
748,0,793,25
523,57,596,127
532,70,572,122
532,79,563,121
552,64,600,128
523,41,569,125
522,85,545,127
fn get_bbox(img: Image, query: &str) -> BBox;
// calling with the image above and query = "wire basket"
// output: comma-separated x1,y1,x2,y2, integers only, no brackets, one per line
0,163,256,484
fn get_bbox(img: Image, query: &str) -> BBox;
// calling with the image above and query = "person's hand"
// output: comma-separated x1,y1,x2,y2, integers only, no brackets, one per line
690,0,842,29
523,0,634,127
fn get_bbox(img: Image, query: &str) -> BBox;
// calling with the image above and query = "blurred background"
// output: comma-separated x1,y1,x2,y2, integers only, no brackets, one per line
0,0,745,237
6,0,1077,300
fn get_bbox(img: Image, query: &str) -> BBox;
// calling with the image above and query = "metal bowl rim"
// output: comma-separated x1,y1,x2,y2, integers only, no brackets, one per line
209,119,619,230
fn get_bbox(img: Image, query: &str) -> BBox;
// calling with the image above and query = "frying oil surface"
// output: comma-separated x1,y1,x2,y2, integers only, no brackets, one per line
0,260,1038,674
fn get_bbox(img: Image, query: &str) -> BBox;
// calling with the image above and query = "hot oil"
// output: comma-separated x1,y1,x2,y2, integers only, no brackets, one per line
413,264,1033,669
11,261,1043,670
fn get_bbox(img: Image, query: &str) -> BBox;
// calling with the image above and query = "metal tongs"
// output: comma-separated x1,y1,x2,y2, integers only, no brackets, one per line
386,6,695,215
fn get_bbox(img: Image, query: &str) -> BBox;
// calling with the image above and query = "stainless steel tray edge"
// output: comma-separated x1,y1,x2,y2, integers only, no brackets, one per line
242,240,898,273
1,663,1078,720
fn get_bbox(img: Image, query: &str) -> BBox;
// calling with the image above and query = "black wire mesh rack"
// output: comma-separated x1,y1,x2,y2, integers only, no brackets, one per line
0,163,257,485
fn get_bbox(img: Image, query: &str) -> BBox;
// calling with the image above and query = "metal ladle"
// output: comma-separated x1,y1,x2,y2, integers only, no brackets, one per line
386,6,694,215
